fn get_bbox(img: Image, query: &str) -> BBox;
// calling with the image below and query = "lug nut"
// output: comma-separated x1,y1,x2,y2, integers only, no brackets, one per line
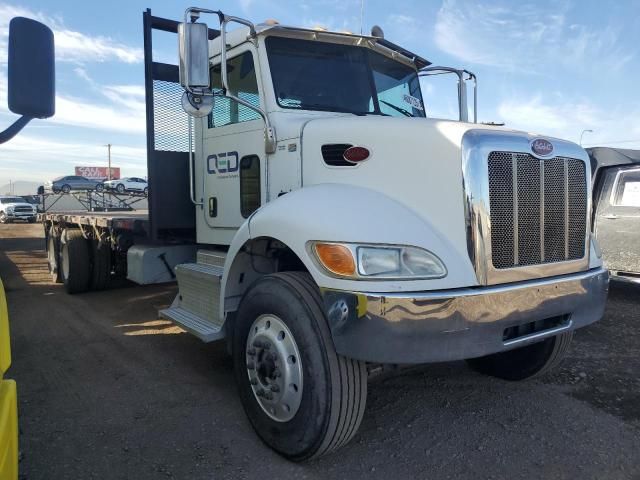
253,340,263,348
263,391,274,400
247,348,256,356
262,343,271,350
256,389,265,397
273,369,281,378
270,384,280,393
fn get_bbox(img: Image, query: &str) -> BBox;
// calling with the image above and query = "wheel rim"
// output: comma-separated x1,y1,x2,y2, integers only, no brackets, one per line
47,237,57,274
61,244,70,281
117,184,124,193
63,185,70,193
246,314,303,422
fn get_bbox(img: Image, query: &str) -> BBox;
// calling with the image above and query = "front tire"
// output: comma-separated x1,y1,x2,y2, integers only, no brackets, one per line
62,184,71,194
60,229,90,294
466,331,574,381
116,183,125,193
233,272,367,461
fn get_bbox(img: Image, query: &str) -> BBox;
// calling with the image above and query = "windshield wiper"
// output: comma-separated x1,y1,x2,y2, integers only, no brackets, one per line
379,100,414,118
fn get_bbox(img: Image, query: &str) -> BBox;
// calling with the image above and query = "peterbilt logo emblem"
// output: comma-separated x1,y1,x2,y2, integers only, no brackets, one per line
531,138,554,156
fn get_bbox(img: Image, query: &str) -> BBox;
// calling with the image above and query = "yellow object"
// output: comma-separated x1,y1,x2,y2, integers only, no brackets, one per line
314,243,356,277
0,278,18,480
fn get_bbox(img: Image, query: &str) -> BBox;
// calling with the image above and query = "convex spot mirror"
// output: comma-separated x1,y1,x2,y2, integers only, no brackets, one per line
8,17,55,119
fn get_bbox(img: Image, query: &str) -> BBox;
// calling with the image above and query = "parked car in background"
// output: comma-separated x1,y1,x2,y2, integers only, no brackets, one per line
45,175,105,194
103,177,148,195
20,195,42,213
589,147,640,284
0,196,37,223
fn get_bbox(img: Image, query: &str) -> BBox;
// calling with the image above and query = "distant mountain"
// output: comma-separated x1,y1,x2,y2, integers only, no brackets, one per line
0,181,42,196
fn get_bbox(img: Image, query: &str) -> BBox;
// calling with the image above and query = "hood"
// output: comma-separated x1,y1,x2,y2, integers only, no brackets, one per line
2,201,34,208
300,116,579,263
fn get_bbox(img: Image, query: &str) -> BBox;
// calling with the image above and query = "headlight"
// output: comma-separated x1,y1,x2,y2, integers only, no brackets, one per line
311,242,446,280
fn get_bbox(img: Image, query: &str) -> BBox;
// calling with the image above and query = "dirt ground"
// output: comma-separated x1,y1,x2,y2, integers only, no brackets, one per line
1,223,639,480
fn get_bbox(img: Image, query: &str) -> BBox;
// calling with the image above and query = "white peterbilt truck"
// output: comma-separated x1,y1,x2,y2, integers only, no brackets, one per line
43,8,609,461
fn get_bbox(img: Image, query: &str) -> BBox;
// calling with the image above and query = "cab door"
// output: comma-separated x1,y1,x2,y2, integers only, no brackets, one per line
594,166,640,274
199,47,265,245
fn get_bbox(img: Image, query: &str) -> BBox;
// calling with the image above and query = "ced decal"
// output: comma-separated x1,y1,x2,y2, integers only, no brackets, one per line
207,151,239,174
402,94,424,111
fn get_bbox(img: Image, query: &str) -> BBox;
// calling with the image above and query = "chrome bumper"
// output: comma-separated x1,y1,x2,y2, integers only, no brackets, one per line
321,267,609,364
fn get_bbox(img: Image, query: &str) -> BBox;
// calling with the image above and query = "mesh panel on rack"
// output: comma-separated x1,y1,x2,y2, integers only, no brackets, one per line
152,80,192,152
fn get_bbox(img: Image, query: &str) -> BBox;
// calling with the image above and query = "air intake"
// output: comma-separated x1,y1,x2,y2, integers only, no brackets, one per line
321,144,353,167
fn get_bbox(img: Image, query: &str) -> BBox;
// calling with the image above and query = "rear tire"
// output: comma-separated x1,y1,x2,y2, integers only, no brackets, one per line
233,272,367,461
62,184,71,194
60,229,90,294
46,233,62,283
90,239,111,291
95,183,104,193
466,331,574,381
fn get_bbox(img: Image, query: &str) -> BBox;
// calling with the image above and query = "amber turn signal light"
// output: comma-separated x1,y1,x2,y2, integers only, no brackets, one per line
314,243,356,277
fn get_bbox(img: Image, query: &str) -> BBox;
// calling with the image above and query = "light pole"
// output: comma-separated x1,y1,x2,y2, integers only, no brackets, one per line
105,143,112,181
579,129,593,146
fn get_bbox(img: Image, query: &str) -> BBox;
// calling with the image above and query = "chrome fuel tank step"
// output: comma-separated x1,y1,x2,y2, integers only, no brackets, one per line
159,257,226,343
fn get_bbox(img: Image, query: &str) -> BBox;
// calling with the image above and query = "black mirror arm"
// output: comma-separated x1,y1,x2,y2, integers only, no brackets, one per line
0,115,33,145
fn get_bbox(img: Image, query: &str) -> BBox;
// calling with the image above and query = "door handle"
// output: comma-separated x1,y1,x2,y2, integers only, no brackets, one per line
603,214,618,219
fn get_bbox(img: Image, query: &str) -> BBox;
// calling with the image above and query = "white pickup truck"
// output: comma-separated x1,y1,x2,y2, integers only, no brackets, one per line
44,8,609,462
0,196,37,224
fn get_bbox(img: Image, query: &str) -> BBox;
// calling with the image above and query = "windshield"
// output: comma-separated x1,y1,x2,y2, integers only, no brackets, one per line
265,37,425,118
1,198,26,204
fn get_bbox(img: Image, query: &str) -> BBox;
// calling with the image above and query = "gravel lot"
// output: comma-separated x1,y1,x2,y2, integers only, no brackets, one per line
2,223,639,479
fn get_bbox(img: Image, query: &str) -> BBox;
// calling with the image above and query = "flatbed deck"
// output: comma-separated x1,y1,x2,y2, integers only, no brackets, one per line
40,210,149,232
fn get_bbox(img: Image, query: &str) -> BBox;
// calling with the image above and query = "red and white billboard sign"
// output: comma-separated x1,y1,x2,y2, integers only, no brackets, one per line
75,166,120,180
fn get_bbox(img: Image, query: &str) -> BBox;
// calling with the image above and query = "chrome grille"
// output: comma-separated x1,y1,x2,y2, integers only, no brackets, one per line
488,152,587,269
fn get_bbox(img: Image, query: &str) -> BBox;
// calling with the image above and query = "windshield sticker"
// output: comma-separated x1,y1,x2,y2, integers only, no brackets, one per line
402,94,424,111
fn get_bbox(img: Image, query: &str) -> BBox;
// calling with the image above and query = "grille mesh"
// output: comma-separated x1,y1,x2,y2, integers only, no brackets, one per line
152,80,191,152
488,152,587,269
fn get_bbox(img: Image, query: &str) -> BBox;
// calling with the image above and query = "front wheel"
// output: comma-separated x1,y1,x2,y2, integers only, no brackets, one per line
61,184,71,194
116,183,125,193
233,272,367,461
466,331,574,381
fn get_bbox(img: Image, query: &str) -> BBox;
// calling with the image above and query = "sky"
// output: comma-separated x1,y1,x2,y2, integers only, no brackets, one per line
0,0,639,188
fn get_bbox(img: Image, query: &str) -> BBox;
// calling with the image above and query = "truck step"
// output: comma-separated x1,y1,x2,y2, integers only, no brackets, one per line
159,306,224,342
196,249,227,268
172,262,224,335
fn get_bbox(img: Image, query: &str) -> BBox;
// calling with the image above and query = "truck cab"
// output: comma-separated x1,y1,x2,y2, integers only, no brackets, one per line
159,9,610,461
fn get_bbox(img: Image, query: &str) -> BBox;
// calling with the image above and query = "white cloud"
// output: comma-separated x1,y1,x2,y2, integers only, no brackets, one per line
0,134,147,186
496,94,640,148
0,3,142,64
434,0,633,74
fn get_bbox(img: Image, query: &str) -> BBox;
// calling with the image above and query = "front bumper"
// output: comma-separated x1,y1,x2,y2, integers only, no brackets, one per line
321,267,609,364
6,213,35,220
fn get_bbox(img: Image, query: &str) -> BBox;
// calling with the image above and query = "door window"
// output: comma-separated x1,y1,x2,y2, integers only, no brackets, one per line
240,155,260,217
612,169,640,207
209,51,261,128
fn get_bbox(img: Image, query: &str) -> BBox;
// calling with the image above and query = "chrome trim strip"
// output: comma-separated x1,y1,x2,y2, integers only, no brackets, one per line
503,319,573,347
564,158,570,260
540,159,545,262
461,129,592,285
512,154,519,265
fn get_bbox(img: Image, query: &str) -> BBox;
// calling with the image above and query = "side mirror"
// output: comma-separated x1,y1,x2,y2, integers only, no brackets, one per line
8,17,55,119
178,22,211,90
